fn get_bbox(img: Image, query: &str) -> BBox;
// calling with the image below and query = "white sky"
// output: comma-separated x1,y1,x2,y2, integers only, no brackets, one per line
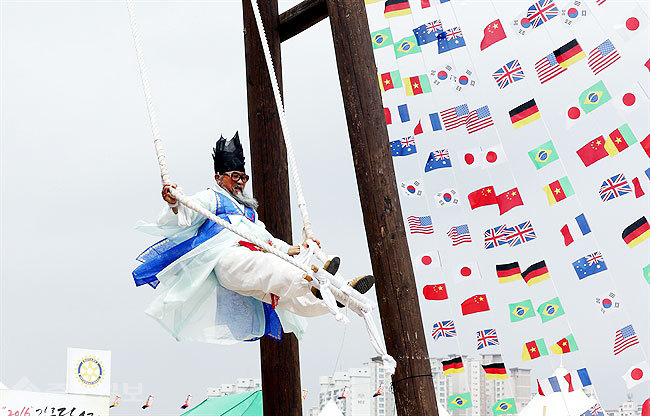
1,0,649,414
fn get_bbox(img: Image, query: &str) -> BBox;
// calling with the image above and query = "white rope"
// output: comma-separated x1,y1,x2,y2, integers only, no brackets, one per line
126,0,395,376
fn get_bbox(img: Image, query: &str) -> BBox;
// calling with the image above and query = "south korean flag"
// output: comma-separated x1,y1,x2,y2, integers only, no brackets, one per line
436,188,460,207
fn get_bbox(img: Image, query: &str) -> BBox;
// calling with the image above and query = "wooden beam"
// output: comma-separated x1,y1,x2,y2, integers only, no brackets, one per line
279,0,328,42
242,0,303,415
324,1,439,415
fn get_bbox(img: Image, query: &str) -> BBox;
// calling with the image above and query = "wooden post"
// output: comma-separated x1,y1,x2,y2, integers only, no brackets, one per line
242,0,303,414
325,1,439,415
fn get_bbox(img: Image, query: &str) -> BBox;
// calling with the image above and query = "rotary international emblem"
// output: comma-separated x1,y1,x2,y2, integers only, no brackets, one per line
76,356,104,386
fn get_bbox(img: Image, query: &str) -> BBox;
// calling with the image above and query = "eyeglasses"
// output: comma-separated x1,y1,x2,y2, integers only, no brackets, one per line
222,171,250,183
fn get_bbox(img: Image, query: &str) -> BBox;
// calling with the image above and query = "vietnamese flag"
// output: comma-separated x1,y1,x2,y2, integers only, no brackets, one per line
622,217,650,248
496,187,523,215
461,294,490,315
480,19,506,50
576,136,609,166
423,283,448,300
468,186,497,209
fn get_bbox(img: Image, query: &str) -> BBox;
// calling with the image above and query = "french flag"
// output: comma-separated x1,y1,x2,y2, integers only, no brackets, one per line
560,214,591,246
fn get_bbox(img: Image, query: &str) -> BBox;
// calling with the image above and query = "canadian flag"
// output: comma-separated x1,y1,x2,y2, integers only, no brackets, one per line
622,361,650,389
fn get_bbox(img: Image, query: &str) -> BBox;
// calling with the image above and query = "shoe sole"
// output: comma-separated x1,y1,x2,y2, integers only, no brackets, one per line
324,257,341,275
349,275,375,294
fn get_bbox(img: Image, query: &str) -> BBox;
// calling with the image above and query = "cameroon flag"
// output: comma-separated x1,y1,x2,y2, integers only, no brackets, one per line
448,393,472,410
482,363,508,380
522,339,548,360
509,99,540,129
553,39,586,69
384,0,411,18
496,262,521,284
509,299,535,322
403,74,431,96
605,123,637,156
543,176,574,205
492,398,517,415
622,217,650,248
537,297,565,323
522,260,550,286
370,27,393,49
550,334,579,354
378,70,402,92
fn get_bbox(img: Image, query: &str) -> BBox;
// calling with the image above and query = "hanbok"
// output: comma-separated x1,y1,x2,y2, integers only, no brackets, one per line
132,187,312,344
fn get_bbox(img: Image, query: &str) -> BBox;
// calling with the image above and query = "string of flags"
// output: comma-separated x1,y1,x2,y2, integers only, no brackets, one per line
365,0,650,405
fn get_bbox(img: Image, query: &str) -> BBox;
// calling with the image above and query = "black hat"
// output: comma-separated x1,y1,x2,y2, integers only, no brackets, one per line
212,132,245,174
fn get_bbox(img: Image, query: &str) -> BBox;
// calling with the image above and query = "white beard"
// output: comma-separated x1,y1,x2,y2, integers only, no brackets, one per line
218,183,258,211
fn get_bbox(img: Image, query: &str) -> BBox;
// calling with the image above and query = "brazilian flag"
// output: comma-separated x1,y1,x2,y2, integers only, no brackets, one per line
448,392,472,410
370,27,393,49
578,80,611,114
528,139,559,170
394,36,421,59
492,398,517,415
537,297,565,323
508,299,536,322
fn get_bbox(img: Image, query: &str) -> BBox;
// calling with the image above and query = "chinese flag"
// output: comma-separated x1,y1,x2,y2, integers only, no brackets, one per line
461,294,490,315
423,284,448,300
641,134,650,158
576,136,609,166
496,187,523,215
480,19,506,50
468,186,497,209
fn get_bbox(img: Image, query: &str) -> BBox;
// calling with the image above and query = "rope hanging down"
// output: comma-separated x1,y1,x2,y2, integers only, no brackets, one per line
125,0,396,375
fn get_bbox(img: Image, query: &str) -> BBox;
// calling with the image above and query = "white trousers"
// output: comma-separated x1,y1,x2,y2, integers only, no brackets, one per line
215,246,331,317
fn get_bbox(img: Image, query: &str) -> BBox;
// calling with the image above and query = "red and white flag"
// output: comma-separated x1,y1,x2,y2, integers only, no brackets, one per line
588,39,620,75
142,395,154,410
622,361,649,389
180,395,192,409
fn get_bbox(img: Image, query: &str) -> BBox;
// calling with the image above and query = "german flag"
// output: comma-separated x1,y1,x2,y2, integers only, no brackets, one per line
496,262,522,284
553,39,586,69
482,363,508,380
622,217,650,248
509,99,540,129
442,357,464,376
521,260,550,286
384,0,411,18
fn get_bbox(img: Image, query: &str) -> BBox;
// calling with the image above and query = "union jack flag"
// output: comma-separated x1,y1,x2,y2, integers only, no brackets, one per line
599,173,632,201
445,26,463,40
476,329,499,349
505,220,536,247
493,59,525,89
440,104,469,130
586,251,604,266
433,149,450,160
426,20,443,34
527,0,559,28
432,320,456,340
401,136,415,148
484,225,508,249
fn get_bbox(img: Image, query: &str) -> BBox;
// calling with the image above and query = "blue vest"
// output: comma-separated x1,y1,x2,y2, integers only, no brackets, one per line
132,190,282,341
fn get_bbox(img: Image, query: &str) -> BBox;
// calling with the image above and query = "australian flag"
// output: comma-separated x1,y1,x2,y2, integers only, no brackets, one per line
493,59,525,89
573,251,608,279
425,149,452,172
505,220,536,247
484,224,509,249
390,137,417,157
413,20,444,45
438,27,466,54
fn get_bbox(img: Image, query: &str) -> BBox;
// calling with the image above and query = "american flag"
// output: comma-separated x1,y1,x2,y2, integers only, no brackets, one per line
440,104,469,130
599,173,632,201
493,59,525,89
408,216,434,234
535,53,567,83
505,220,536,246
596,0,606,5
527,0,559,28
484,225,508,249
476,329,499,349
432,320,456,340
588,39,620,75
614,324,639,355
447,224,472,246
466,105,494,134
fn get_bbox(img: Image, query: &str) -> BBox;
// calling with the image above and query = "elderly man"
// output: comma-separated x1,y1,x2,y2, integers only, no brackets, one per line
132,133,373,344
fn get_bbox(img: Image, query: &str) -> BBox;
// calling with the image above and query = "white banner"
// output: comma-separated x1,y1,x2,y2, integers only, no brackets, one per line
65,348,111,396
0,390,109,416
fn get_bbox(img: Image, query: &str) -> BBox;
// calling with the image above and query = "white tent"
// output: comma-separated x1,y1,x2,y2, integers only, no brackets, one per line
519,368,599,416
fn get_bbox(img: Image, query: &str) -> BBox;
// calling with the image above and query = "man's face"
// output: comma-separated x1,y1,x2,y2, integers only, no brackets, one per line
216,171,249,195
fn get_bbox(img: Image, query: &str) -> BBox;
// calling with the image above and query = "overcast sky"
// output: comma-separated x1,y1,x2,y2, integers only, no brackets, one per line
1,0,649,415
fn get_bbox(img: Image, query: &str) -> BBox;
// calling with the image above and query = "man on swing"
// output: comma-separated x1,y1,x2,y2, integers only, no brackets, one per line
132,133,374,344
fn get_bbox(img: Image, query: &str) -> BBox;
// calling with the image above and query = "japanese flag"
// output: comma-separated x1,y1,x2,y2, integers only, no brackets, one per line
481,144,507,168
414,251,442,269
614,82,649,112
454,261,481,282
457,147,482,169
622,361,649,389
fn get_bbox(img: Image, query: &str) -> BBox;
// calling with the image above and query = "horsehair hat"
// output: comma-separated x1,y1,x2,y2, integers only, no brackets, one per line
212,131,245,174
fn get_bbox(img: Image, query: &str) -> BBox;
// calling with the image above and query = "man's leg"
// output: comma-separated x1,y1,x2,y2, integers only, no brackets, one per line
276,292,331,317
